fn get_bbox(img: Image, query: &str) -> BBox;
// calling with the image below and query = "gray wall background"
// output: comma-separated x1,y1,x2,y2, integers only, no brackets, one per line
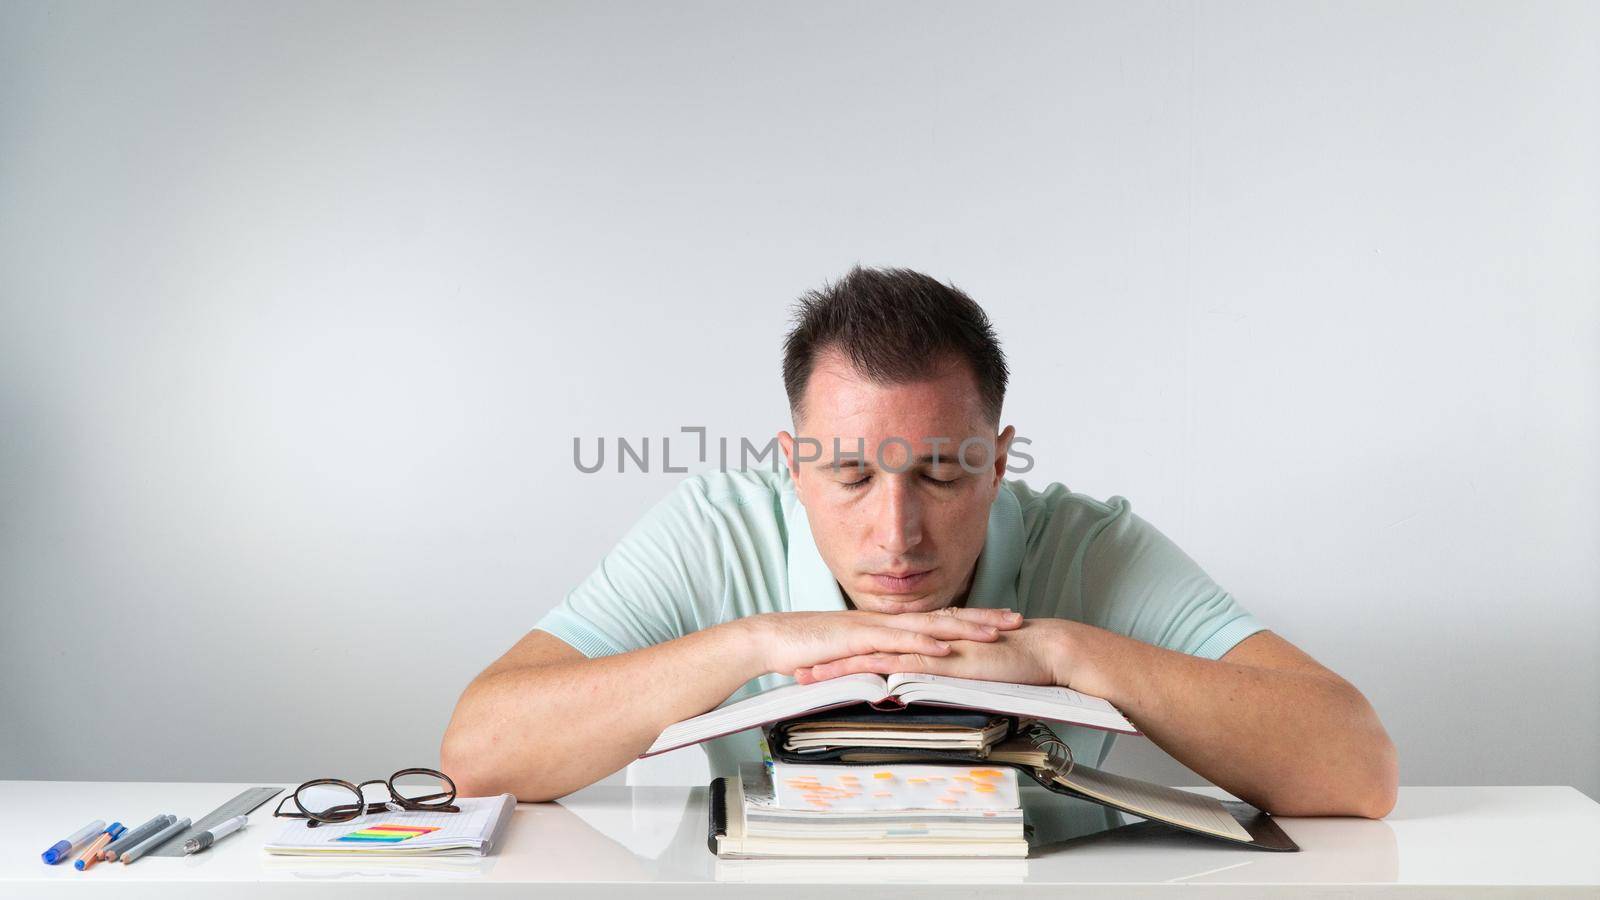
2,1,1596,799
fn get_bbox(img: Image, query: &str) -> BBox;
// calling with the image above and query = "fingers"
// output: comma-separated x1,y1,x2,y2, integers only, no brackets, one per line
799,652,932,683
864,608,1024,643
856,626,951,659
946,607,1025,629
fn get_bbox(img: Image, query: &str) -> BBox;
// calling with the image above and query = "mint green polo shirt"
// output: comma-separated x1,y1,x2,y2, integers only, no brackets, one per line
534,466,1267,777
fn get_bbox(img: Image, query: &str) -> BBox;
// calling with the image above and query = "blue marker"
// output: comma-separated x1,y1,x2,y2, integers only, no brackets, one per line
73,823,124,870
41,820,105,865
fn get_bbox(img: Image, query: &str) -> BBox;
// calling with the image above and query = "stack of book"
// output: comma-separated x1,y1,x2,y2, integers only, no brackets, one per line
669,672,1295,858
709,700,1028,858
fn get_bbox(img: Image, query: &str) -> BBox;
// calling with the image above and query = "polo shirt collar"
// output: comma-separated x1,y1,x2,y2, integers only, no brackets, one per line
783,483,1024,614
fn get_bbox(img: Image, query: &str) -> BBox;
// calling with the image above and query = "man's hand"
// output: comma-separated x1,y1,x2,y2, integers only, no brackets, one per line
791,617,1069,685
743,607,1026,678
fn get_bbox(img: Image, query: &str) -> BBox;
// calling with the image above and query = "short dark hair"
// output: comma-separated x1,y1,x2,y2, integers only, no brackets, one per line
782,265,1009,427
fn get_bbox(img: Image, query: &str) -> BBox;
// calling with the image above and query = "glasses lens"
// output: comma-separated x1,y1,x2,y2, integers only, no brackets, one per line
296,781,362,822
391,770,455,807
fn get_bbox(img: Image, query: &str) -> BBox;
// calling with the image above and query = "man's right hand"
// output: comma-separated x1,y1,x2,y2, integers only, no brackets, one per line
735,607,1025,678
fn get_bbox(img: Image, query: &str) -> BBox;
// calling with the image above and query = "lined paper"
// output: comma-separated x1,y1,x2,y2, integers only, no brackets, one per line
263,795,515,857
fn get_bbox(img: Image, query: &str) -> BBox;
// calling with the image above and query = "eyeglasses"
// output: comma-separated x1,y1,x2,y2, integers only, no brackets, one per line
273,767,459,828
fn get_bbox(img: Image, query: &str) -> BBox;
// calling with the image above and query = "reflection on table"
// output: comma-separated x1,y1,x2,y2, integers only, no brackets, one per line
474,782,1399,887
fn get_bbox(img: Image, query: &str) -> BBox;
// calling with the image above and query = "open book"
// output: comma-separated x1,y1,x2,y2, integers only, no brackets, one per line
643,671,1138,757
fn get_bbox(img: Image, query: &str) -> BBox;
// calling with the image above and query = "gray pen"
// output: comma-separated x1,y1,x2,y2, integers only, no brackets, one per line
183,815,247,854
103,814,173,861
120,816,191,864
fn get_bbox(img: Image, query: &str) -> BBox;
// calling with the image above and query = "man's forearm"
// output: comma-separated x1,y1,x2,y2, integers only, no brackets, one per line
442,607,1022,803
1056,625,1398,818
441,621,763,802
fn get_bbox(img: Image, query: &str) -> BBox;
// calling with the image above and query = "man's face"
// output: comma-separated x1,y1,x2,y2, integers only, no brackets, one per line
778,349,1014,615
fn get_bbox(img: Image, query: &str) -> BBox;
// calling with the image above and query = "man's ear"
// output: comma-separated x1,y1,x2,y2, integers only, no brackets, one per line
991,425,1015,490
778,430,800,487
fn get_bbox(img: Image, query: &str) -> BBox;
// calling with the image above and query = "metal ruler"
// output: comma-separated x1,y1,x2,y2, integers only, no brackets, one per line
148,786,285,856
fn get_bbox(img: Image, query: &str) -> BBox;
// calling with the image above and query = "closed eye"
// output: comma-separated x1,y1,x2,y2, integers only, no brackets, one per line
840,474,961,490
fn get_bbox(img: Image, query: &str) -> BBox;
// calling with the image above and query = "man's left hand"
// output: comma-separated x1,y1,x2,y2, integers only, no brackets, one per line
792,617,1077,686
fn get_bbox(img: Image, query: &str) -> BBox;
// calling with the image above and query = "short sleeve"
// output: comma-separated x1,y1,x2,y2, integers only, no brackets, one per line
533,479,723,659
1078,499,1267,660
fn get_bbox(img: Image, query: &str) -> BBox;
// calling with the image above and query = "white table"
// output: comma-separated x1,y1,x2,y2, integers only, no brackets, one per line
3,781,1597,897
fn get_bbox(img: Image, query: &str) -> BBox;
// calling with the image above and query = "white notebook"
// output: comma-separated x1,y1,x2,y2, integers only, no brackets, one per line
263,794,516,857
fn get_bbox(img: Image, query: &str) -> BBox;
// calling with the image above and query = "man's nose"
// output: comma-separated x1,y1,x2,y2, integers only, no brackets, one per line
873,475,923,557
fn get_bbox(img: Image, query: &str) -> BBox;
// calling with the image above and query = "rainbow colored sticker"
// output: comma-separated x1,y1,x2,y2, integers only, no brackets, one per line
335,824,441,843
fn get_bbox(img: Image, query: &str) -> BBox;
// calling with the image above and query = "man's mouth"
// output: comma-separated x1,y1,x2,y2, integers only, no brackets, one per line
868,569,934,594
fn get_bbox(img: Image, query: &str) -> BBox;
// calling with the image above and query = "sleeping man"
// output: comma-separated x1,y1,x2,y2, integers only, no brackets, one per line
441,265,1397,817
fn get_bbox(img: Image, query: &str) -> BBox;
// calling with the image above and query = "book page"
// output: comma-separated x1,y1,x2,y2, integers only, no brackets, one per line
885,673,1135,733
887,672,1114,711
646,673,888,756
